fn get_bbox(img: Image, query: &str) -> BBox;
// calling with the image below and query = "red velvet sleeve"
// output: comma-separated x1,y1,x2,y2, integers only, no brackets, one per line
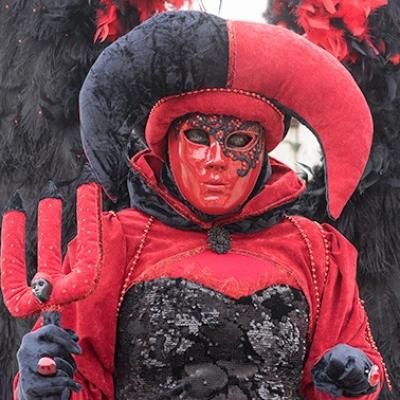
64,241,111,400
300,223,388,399
14,212,127,400
66,212,127,400
12,249,110,400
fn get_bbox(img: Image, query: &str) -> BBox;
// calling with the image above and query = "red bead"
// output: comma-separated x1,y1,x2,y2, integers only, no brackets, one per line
116,216,154,314
368,365,380,387
37,357,57,376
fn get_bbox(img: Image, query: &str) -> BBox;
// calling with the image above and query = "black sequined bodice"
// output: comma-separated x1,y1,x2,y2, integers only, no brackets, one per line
115,279,309,399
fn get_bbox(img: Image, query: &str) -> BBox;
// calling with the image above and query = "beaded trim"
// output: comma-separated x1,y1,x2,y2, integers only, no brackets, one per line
287,216,392,391
80,183,104,302
359,298,393,391
315,222,330,288
42,304,63,313
148,88,283,119
227,20,237,88
116,216,155,314
286,216,322,332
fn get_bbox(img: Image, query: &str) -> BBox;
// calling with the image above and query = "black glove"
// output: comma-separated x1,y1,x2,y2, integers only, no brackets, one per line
312,344,378,398
17,312,82,400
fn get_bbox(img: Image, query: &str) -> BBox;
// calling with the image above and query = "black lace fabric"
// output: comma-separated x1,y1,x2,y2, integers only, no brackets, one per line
115,279,309,399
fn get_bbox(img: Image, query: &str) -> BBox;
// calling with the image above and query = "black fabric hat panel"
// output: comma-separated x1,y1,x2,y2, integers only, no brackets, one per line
79,11,229,200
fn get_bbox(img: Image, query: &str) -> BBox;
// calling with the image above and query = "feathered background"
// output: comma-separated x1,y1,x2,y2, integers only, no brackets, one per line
266,0,400,398
1,0,400,398
0,1,185,397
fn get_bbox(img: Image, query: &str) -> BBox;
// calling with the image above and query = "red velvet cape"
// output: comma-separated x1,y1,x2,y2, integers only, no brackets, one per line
15,157,385,399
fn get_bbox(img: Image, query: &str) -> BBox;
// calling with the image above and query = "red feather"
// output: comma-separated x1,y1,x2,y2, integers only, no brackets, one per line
94,2,121,43
296,0,388,62
95,0,190,43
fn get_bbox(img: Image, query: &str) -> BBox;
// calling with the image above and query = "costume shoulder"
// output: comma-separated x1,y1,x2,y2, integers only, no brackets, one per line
283,215,351,280
266,1,400,396
288,219,388,398
290,215,368,304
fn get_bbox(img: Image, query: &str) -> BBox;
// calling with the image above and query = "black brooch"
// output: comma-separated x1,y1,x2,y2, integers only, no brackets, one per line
207,226,232,254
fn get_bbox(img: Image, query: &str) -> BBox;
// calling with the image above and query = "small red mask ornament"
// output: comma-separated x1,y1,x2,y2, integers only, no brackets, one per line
168,113,265,215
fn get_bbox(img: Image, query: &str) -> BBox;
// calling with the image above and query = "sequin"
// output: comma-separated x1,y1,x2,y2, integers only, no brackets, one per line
115,279,309,399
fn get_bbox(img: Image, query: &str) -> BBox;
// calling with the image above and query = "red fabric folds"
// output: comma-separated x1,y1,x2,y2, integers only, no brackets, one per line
227,20,373,219
297,0,388,62
130,152,306,229
31,210,384,400
301,222,385,398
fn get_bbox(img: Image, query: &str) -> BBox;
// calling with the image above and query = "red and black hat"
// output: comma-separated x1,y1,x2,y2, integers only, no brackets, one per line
80,10,372,219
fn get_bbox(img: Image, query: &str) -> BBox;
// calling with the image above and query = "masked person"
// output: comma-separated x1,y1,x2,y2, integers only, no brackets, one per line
13,10,389,400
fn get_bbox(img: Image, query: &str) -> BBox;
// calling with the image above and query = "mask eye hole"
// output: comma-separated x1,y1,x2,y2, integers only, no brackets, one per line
184,129,210,146
225,131,257,150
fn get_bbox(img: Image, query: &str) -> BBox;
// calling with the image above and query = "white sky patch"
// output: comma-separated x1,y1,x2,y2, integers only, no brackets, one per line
189,0,268,22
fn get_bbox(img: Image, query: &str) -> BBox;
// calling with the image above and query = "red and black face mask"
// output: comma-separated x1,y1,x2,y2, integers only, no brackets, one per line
168,113,265,216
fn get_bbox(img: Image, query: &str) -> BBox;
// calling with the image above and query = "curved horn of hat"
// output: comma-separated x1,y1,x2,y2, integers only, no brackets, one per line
80,11,372,219
226,21,373,219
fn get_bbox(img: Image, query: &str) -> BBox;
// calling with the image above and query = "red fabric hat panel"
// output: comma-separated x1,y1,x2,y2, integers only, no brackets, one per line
146,89,284,159
227,21,373,219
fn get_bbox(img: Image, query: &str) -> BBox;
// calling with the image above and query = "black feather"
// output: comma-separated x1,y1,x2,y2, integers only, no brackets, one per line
39,181,63,200
0,0,147,396
3,192,24,213
266,0,400,397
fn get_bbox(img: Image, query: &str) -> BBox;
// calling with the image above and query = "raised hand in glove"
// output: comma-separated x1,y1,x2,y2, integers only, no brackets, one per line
17,312,82,400
312,344,379,398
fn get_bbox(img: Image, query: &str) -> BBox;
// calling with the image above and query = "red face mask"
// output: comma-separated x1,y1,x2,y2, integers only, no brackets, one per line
168,113,265,216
